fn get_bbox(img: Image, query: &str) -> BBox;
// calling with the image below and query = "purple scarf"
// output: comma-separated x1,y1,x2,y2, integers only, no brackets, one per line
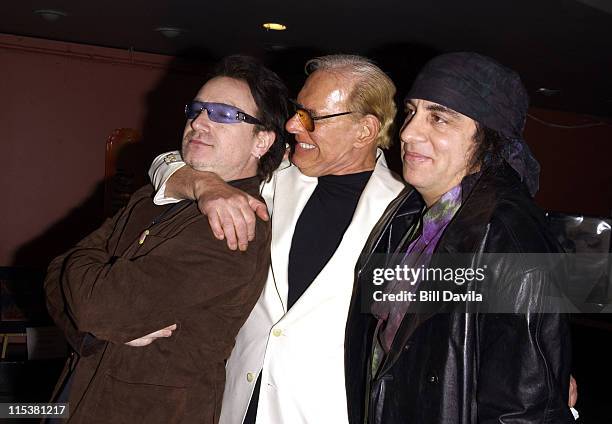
372,184,462,352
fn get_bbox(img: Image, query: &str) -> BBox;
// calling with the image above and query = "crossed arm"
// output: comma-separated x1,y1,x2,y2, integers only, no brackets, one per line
57,229,257,343
45,187,262,349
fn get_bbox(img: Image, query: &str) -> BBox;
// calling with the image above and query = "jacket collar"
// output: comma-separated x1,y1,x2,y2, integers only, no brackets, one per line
270,149,405,315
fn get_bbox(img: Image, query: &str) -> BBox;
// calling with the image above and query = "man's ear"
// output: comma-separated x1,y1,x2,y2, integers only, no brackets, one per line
253,130,276,158
354,114,380,149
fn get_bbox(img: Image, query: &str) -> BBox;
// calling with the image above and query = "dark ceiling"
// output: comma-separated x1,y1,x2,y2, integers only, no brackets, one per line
2,0,612,116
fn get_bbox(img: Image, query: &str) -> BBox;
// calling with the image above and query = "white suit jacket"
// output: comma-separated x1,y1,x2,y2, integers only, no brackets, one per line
149,150,405,424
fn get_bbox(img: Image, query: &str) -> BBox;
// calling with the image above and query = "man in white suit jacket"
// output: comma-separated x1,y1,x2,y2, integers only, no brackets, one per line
147,55,405,423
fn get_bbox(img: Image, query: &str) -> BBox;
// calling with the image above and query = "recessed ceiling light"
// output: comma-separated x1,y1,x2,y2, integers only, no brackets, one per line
536,87,561,96
155,27,184,38
262,23,287,31
33,9,67,22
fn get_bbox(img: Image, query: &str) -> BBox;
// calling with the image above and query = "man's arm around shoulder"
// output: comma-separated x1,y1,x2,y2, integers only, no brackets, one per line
149,151,268,251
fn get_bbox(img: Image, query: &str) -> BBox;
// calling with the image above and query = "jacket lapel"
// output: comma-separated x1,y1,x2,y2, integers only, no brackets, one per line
283,151,405,321
377,168,501,377
269,164,318,312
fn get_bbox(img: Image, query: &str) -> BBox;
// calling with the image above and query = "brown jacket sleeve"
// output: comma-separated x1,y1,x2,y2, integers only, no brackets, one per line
44,213,122,355
60,218,268,344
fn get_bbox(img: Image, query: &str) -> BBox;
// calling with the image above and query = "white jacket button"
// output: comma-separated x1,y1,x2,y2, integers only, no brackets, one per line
272,329,282,337
246,373,255,382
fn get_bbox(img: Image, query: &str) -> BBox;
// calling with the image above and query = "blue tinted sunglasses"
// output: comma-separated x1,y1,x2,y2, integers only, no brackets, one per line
185,101,262,125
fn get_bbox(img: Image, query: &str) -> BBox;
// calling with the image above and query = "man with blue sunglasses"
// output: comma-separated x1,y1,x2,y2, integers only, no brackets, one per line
44,55,289,423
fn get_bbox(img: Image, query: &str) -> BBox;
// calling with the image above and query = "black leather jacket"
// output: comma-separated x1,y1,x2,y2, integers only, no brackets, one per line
345,164,574,424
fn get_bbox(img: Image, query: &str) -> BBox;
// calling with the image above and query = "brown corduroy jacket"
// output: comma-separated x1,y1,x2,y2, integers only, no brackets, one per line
44,177,270,423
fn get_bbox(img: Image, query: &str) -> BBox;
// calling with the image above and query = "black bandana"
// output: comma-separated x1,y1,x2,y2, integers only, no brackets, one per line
406,52,540,196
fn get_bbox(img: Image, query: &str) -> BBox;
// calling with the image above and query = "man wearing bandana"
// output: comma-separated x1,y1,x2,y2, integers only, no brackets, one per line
346,53,576,423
